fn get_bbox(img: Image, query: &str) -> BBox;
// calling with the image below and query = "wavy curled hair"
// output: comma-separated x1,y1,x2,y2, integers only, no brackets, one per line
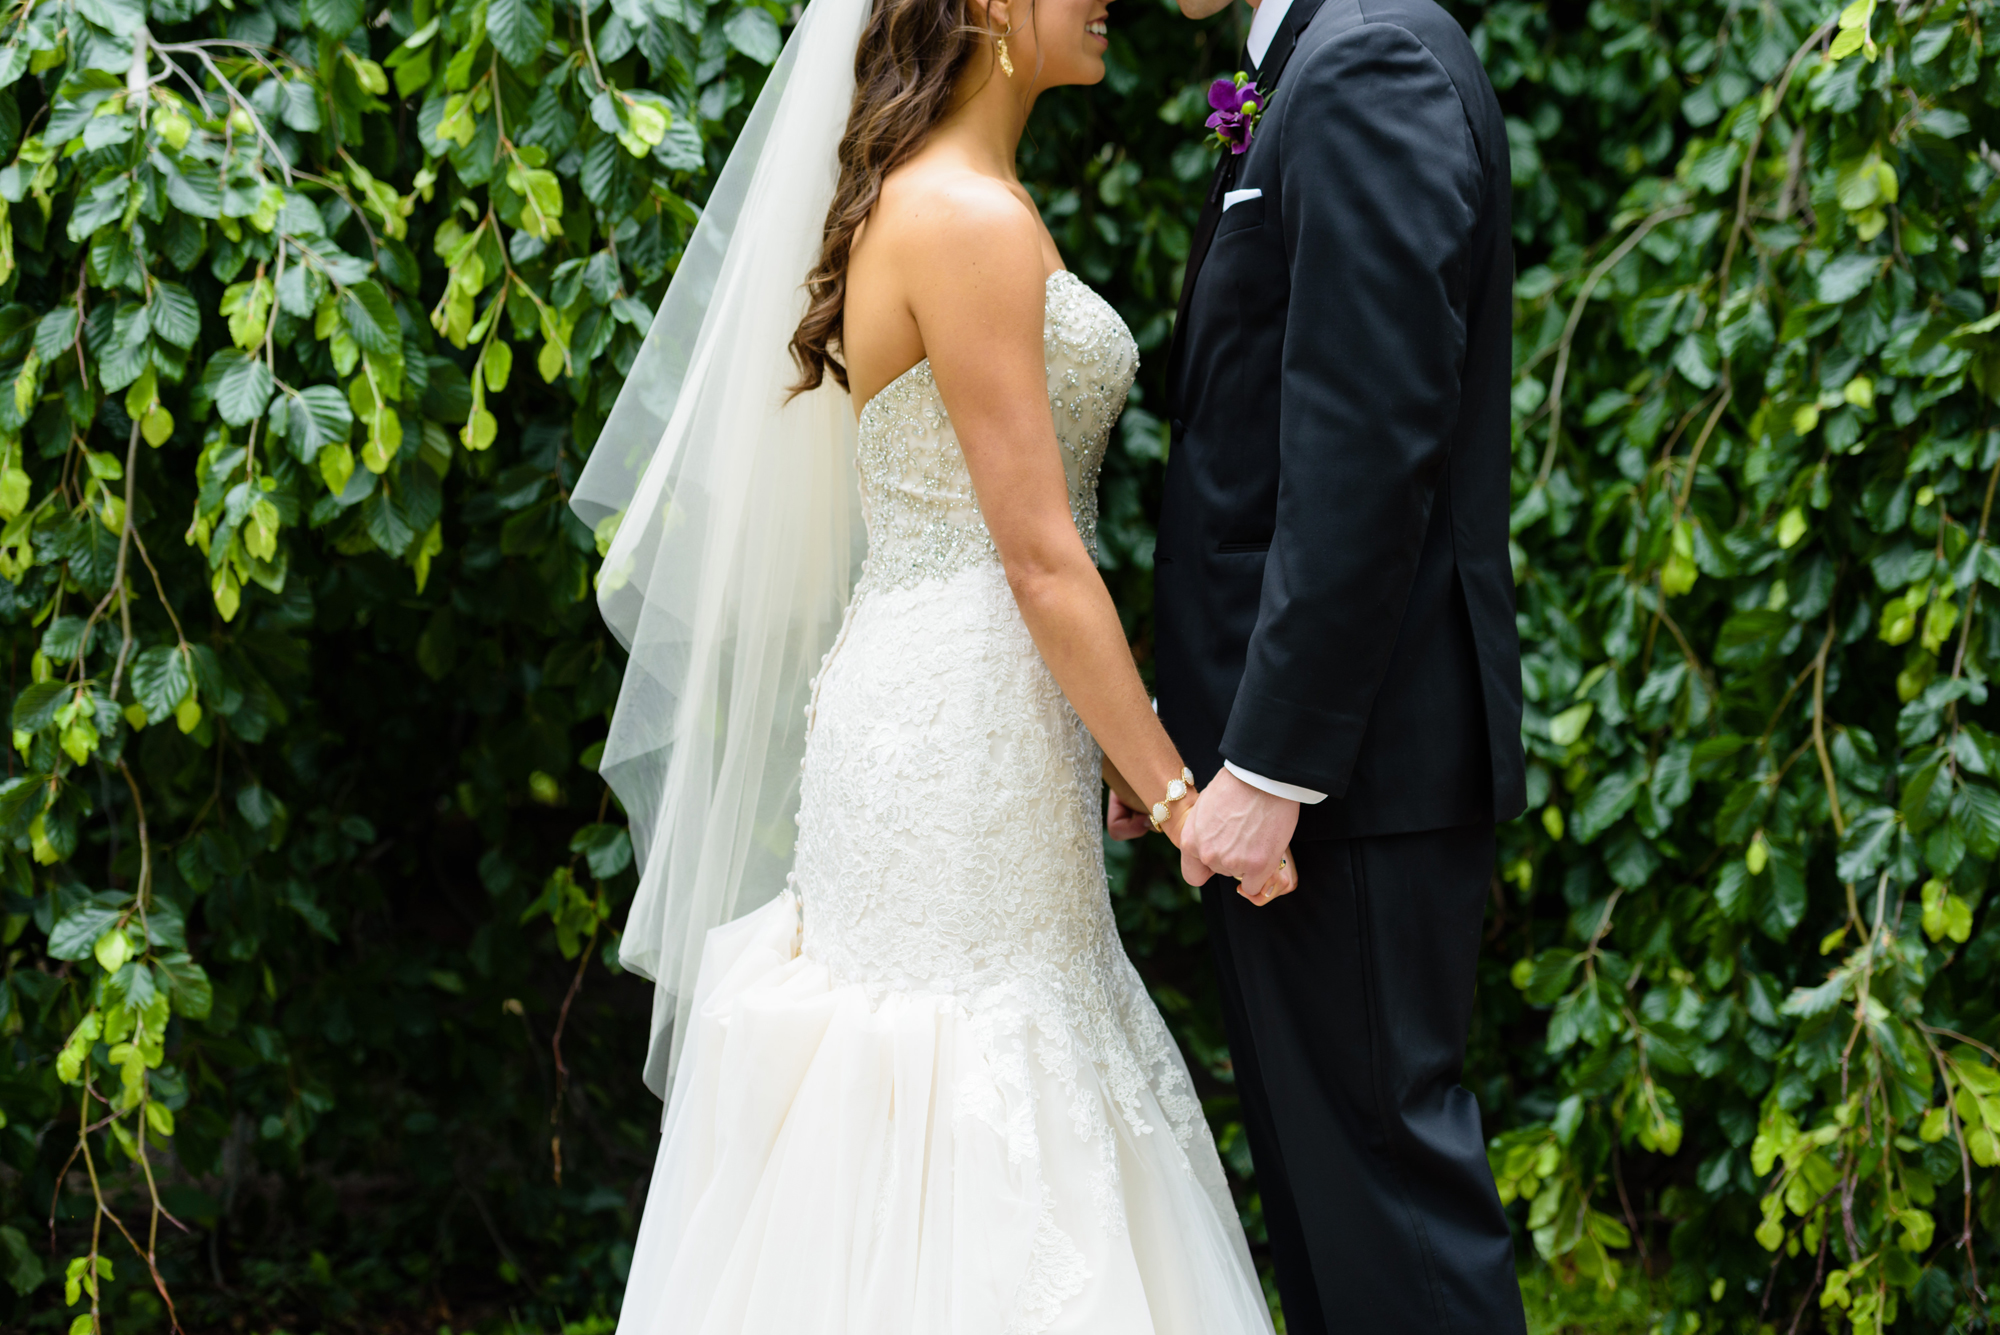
788,0,1000,394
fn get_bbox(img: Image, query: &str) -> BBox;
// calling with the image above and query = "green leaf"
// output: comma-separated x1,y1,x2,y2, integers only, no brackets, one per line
156,951,213,1020
161,158,222,218
1954,783,2000,860
286,878,339,940
722,6,781,63
1903,756,1945,831
147,282,200,349
486,0,554,66
1647,740,1692,810
286,385,354,462
481,340,513,392
656,115,705,174
0,1225,44,1297
131,645,194,723
1572,763,1644,844
281,80,323,133
580,134,621,205
363,489,416,556
304,0,364,38
33,307,77,363
76,0,144,27
1754,843,1807,941
1816,254,1882,305
1837,806,1900,882
38,615,86,663
1918,107,1970,139
1714,780,1772,845
1714,610,1792,668
1714,860,1752,921
47,905,121,961
66,176,129,242
1782,974,1848,1019
11,681,66,733
209,351,274,427
0,777,44,839
1671,330,1719,389
570,823,633,879
1836,154,1884,210
340,281,401,355
1521,950,1581,1006
1549,701,1593,746
276,263,320,319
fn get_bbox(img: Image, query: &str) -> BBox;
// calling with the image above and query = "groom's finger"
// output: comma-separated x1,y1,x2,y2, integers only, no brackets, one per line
1180,844,1214,887
1242,849,1299,906
1240,855,1288,907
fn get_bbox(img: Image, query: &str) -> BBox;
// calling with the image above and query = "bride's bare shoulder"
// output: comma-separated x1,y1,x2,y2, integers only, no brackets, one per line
868,162,1047,288
844,161,1049,403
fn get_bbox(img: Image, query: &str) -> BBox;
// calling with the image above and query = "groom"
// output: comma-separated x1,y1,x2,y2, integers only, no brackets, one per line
1151,0,1528,1329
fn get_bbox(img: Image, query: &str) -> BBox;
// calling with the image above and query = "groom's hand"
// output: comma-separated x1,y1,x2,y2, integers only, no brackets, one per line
1181,768,1299,894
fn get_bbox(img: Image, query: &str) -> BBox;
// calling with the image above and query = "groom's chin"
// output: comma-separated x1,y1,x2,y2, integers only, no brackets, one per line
1176,0,1235,18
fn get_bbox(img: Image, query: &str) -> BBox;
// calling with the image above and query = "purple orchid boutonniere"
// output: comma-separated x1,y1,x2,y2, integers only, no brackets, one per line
1206,72,1264,155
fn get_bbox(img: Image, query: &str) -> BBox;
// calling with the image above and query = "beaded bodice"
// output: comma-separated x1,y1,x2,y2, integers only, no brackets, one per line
852,270,1138,593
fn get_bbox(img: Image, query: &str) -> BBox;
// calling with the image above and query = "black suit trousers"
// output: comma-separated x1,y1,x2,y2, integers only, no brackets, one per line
1202,824,1526,1335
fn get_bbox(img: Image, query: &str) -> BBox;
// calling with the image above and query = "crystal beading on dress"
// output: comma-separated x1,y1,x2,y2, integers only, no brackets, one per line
851,270,1130,592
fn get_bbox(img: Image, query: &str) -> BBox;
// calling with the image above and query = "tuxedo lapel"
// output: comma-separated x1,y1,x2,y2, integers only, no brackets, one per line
1166,0,1333,414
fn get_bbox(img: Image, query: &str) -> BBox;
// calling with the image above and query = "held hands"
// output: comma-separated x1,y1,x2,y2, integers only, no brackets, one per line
1177,768,1300,907
1105,773,1298,906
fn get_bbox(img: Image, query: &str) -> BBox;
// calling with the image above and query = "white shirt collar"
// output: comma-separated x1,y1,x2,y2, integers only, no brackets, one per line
1245,0,1297,70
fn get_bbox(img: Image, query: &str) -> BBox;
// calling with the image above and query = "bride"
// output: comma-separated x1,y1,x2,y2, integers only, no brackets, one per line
571,0,1289,1327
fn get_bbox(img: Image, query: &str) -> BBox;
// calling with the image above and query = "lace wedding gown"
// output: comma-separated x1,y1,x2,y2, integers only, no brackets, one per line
615,271,1275,1335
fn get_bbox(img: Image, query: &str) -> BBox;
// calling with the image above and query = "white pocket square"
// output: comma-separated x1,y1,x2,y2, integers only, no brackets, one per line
1222,188,1263,211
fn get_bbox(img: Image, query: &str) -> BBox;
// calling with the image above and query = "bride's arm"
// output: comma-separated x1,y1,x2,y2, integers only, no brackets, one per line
1102,757,1143,813
903,185,1211,853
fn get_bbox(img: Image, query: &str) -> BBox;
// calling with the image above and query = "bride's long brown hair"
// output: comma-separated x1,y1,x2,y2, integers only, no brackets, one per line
788,0,1000,394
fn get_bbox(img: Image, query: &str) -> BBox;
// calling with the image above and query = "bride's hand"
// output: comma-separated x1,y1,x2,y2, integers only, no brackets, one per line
1106,788,1150,841
1239,846,1298,908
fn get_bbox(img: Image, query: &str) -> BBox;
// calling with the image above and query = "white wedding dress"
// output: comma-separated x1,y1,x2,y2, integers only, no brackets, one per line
614,271,1275,1335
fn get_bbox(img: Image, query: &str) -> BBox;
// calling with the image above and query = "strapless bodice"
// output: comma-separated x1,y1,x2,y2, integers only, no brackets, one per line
851,269,1139,593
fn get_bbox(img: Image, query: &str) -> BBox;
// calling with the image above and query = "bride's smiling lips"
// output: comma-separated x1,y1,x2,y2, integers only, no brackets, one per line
1085,14,1109,46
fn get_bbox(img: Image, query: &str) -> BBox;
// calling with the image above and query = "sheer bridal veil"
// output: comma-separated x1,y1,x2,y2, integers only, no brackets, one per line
569,0,871,1097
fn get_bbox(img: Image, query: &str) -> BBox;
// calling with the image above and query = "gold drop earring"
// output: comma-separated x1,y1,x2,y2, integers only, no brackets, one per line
996,28,1015,77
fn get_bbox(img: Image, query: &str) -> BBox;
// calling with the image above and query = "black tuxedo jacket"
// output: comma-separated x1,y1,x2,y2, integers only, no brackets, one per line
1157,0,1526,841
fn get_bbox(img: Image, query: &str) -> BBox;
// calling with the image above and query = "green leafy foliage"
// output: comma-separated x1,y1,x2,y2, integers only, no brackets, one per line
1477,0,2000,1328
0,0,1996,1329
0,0,772,1323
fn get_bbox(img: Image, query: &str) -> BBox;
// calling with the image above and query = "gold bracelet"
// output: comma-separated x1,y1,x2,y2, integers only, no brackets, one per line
1148,767,1196,832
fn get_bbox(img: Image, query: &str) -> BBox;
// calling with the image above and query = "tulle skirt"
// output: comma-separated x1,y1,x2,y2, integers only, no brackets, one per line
613,894,1275,1335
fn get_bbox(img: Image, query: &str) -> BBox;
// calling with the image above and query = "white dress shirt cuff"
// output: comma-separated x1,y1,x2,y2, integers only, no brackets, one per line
1223,761,1328,805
